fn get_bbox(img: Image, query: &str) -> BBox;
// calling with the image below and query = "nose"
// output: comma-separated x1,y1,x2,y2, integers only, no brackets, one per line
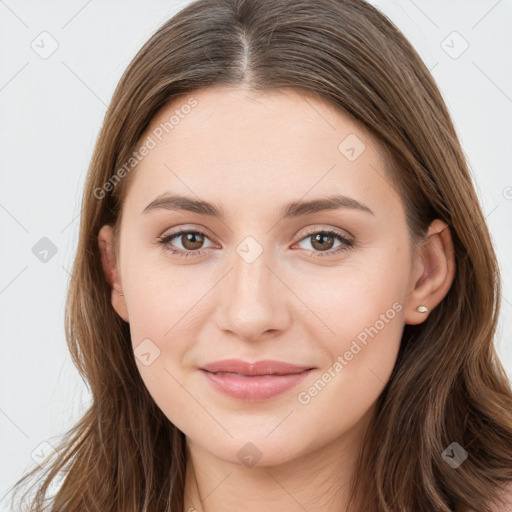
215,247,292,343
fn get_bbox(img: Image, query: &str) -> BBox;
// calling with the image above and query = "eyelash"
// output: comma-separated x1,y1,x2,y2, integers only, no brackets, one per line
157,227,354,259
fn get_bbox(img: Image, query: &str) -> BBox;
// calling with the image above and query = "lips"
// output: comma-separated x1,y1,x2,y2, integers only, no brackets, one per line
200,359,315,401
201,359,313,376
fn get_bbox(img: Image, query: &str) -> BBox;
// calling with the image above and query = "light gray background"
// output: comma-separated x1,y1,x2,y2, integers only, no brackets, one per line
1,0,511,507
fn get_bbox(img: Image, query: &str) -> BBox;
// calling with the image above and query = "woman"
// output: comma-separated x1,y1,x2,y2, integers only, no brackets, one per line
9,0,512,510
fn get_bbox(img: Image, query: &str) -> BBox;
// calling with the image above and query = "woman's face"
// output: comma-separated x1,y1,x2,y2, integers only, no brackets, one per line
100,86,424,467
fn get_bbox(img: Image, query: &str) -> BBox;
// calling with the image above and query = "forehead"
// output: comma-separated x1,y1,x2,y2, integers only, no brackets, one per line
122,86,400,220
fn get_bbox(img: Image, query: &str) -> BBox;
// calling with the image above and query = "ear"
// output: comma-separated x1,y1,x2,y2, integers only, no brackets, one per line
98,224,129,323
404,219,456,325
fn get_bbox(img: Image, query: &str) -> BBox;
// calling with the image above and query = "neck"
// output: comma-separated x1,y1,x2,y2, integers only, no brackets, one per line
182,407,374,512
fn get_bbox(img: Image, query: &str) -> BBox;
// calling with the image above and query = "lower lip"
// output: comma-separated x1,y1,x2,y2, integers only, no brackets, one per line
201,369,313,401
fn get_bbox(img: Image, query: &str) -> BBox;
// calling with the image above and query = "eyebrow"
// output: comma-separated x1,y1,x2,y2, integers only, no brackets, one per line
142,193,374,218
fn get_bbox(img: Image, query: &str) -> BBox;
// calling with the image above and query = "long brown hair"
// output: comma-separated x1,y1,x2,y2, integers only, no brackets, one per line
7,0,512,510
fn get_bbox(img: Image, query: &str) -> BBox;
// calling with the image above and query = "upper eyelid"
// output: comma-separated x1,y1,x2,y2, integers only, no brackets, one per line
163,227,216,244
299,225,353,240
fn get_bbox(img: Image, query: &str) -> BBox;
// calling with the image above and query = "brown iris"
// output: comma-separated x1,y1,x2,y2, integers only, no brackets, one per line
310,232,335,251
180,231,205,251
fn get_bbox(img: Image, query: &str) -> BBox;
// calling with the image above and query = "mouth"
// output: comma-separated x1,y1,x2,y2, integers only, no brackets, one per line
199,359,315,401
200,358,314,376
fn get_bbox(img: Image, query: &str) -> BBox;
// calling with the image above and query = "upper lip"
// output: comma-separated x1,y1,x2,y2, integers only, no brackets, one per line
201,359,313,376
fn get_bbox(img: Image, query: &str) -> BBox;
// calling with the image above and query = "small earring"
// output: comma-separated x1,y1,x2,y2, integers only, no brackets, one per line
417,305,428,313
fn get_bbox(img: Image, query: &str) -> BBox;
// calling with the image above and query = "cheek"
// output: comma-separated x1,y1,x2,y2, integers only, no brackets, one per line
122,259,207,430
121,249,212,341
292,240,410,344
293,286,405,452
121,257,217,419
292,244,408,408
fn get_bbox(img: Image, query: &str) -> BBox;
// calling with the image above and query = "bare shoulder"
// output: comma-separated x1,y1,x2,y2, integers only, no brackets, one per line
457,480,512,512
495,480,512,511
491,480,512,512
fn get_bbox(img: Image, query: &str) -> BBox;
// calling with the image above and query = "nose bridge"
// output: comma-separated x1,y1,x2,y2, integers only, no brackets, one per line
217,236,289,340
232,239,271,297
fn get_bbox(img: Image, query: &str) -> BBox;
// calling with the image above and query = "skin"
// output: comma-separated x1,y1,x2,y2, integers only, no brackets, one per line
98,86,455,512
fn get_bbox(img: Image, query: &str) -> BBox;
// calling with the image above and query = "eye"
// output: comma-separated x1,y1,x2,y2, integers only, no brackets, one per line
294,227,354,258
157,229,216,258
157,226,354,259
